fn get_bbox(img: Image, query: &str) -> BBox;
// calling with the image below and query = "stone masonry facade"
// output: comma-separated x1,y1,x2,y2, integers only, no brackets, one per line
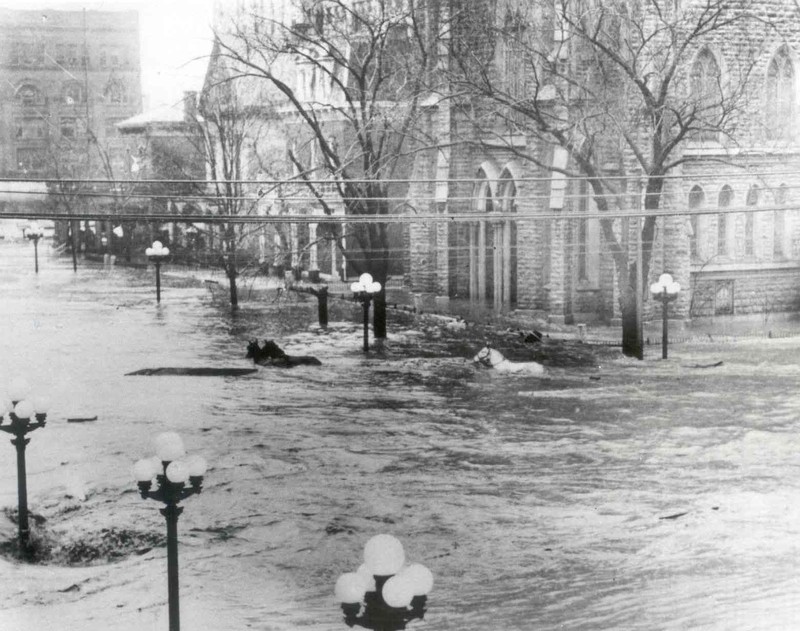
404,0,800,327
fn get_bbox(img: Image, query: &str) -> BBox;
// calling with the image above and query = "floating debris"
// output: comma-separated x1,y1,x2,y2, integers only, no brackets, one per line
126,367,258,376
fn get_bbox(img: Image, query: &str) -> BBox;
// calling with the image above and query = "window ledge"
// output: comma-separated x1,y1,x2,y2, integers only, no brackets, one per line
691,260,800,273
575,280,600,292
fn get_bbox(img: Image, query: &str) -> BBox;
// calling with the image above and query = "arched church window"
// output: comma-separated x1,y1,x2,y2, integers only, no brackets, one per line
690,48,722,141
766,47,794,140
774,183,788,258
717,185,733,256
745,185,758,257
688,185,705,259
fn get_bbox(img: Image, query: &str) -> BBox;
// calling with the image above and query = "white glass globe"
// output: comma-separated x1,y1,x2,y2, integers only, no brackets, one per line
381,574,415,608
650,282,663,295
356,563,377,591
399,563,434,596
8,377,31,401
133,458,157,482
148,455,164,475
667,281,681,295
350,282,362,293
154,432,186,462
368,281,382,294
152,241,163,251
359,272,373,287
13,399,34,420
658,273,673,287
166,460,189,484
145,247,154,256
185,454,208,477
363,534,405,576
334,572,367,604
162,247,170,256
32,394,51,414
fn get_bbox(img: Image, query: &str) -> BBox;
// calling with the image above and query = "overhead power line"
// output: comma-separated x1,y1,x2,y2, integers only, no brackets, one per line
2,168,800,186
0,201,797,223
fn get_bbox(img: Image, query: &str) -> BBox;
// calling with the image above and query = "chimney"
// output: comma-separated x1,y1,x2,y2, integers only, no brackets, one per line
183,91,197,122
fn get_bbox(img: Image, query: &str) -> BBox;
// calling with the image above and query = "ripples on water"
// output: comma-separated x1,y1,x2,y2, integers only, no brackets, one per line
1,243,800,630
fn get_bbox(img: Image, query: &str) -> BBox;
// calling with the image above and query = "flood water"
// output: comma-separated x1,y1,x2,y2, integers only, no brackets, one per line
1,239,800,631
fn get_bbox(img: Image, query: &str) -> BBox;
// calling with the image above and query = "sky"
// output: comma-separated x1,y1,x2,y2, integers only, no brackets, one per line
0,0,216,110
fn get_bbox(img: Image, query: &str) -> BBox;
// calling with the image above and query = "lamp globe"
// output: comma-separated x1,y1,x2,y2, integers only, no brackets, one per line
363,533,405,576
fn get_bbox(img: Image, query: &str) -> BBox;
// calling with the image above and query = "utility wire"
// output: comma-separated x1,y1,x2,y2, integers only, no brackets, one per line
2,201,798,223
3,169,800,185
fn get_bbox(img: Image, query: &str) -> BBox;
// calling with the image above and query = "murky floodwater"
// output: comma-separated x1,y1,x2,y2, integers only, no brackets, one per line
1,239,800,631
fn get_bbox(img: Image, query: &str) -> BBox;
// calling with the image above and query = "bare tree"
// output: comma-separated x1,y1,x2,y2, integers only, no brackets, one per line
184,54,284,310
44,104,144,271
449,0,771,357
209,0,439,338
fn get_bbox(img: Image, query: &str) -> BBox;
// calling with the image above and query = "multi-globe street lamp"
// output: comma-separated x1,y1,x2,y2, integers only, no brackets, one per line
0,377,50,556
650,272,681,359
145,241,170,303
26,222,45,274
133,432,207,631
334,534,433,630
350,273,382,352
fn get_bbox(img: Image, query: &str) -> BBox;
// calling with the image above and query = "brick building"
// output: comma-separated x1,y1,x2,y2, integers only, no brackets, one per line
0,7,142,248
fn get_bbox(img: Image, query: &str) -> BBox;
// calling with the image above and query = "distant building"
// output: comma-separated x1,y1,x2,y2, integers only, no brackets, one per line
117,92,211,262
0,7,142,250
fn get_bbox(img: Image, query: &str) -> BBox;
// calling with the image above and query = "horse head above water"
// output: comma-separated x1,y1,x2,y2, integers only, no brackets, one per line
246,340,261,359
473,345,502,367
246,339,321,367
473,345,545,375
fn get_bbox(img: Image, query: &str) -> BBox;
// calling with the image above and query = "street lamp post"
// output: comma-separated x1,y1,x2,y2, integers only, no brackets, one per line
0,378,50,556
650,272,681,359
133,432,207,631
26,223,45,274
145,241,170,303
334,534,434,631
351,273,382,352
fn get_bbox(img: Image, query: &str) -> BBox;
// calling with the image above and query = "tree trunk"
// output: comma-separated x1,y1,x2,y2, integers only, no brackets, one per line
69,221,78,272
228,263,238,309
374,291,387,340
620,282,642,359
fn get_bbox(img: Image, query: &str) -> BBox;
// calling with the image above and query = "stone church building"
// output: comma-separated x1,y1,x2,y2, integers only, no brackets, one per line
403,0,800,327
210,0,800,328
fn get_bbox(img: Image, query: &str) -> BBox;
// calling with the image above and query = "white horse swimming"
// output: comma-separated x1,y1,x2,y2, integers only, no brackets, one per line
473,346,546,375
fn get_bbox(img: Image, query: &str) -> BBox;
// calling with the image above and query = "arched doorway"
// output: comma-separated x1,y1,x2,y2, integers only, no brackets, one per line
469,166,517,309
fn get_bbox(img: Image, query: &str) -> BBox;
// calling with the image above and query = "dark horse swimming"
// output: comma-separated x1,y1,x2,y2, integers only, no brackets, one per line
246,340,322,367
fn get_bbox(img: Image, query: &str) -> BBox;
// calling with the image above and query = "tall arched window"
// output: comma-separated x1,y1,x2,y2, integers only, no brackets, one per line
688,185,705,259
471,168,496,302
498,170,518,306
690,48,722,141
745,185,758,257
766,47,794,140
500,10,527,126
774,183,788,259
473,168,494,213
718,185,733,256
